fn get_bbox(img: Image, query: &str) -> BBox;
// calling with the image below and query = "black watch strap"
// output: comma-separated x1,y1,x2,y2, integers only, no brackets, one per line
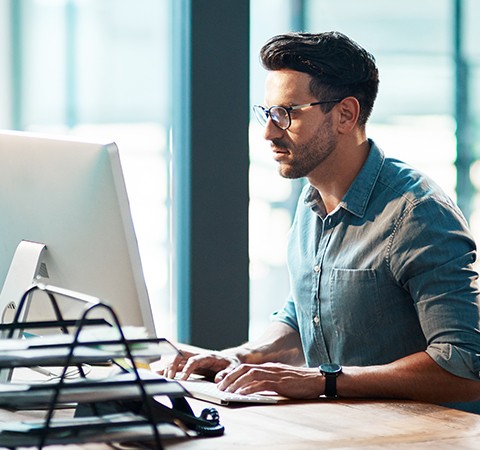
319,363,342,398
324,373,337,397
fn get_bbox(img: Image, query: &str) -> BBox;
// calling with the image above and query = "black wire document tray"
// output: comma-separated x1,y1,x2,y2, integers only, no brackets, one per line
0,369,188,408
0,413,188,446
0,334,179,368
0,283,225,449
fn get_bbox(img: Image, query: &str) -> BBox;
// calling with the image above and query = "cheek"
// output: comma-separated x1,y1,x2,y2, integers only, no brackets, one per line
289,113,325,137
286,124,316,148
288,115,314,134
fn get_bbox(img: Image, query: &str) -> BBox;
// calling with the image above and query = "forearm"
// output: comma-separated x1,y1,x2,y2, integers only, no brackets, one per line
339,351,480,403
222,322,305,366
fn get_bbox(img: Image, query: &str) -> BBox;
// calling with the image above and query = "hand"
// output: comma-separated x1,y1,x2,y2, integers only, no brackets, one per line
217,362,325,399
162,350,241,381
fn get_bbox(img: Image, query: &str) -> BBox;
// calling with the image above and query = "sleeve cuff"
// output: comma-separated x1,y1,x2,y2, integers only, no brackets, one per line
426,343,480,380
270,301,299,333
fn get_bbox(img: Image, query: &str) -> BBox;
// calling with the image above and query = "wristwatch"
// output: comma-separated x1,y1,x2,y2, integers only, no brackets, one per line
319,363,342,398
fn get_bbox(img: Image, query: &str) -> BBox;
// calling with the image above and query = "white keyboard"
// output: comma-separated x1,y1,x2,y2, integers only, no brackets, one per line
179,379,279,405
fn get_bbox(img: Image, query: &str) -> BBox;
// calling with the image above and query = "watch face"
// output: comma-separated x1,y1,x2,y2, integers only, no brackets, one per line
320,363,342,374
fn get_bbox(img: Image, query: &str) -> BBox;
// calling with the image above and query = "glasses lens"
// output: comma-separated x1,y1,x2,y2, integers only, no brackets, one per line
253,105,268,127
270,106,290,130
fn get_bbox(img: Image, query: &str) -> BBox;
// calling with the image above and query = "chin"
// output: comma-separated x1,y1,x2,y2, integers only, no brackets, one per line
278,164,307,180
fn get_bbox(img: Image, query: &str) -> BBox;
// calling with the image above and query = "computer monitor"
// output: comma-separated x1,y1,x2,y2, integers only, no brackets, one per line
0,130,156,337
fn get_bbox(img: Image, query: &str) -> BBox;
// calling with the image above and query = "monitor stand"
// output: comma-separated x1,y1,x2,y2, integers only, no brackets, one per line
0,241,47,382
0,240,47,334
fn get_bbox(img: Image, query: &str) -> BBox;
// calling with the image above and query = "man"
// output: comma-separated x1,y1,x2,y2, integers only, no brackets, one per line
166,32,480,411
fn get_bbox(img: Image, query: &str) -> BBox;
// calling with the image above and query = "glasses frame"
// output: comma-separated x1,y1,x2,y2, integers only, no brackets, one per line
253,99,342,130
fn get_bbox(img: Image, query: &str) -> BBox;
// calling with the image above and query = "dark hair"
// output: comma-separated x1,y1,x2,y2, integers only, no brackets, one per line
259,31,379,126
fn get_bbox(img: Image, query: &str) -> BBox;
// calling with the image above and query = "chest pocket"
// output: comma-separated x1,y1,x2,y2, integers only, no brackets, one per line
329,268,383,337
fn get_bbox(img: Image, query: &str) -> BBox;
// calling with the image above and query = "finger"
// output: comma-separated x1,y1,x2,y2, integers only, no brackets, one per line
217,364,252,390
214,368,229,383
179,355,210,380
214,363,237,383
180,353,230,380
164,354,186,379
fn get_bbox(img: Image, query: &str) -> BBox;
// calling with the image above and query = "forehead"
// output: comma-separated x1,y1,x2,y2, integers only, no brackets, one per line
264,70,313,104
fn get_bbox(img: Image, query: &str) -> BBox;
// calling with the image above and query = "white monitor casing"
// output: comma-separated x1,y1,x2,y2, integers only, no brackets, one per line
0,130,156,337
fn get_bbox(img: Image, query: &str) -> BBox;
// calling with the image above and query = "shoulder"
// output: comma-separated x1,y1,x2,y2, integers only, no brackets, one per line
375,155,469,229
378,157,452,207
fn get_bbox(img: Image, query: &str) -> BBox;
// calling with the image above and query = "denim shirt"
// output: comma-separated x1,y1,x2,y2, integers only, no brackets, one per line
273,140,480,384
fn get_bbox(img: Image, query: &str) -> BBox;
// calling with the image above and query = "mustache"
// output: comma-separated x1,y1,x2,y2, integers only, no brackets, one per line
270,139,289,150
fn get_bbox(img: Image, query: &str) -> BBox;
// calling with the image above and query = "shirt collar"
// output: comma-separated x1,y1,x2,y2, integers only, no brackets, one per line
304,139,385,219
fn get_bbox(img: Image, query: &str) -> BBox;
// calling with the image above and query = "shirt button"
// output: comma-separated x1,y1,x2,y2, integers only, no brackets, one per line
313,265,320,273
313,316,320,325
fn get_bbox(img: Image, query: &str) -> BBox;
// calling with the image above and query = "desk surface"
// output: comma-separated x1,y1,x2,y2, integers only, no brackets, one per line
1,397,480,449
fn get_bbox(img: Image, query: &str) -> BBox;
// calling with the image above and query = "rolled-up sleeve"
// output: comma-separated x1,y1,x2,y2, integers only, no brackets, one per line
427,343,480,380
389,197,480,380
271,295,300,334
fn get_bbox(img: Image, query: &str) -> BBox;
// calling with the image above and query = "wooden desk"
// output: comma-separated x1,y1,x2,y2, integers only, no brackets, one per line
165,398,480,449
1,398,479,449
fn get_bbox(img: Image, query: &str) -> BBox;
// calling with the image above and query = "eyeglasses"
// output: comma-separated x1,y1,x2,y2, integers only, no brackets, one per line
253,99,341,130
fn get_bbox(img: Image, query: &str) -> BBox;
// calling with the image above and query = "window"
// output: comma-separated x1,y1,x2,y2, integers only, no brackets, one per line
1,0,173,337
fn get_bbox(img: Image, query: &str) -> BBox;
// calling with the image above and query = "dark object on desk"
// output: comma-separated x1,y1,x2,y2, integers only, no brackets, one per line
75,395,225,437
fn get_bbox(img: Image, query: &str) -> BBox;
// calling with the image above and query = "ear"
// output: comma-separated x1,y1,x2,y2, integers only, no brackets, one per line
335,97,361,133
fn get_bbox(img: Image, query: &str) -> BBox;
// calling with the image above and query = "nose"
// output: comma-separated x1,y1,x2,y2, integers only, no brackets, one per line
263,116,284,141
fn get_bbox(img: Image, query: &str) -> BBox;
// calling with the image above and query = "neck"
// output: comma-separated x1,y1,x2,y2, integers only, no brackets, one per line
308,135,370,214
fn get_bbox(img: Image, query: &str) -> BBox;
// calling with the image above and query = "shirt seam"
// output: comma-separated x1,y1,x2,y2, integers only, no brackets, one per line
385,194,464,281
385,194,426,281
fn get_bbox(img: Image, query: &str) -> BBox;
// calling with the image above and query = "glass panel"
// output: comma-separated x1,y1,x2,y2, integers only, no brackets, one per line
306,0,455,194
249,0,297,338
1,0,172,338
465,0,480,233
0,1,10,126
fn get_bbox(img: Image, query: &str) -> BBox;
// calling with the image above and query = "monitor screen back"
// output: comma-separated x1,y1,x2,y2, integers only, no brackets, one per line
0,130,156,336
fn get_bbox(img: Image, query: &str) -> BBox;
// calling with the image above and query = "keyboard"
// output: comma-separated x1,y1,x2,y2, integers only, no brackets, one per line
179,379,279,405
